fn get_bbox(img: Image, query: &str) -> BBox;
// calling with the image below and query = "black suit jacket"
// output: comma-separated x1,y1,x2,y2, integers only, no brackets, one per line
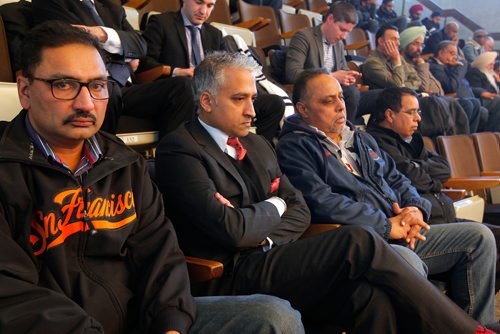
156,119,310,267
31,0,146,73
466,67,498,96
140,11,225,71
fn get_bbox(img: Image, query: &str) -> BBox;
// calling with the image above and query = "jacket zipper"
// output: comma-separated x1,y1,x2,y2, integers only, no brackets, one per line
77,172,126,332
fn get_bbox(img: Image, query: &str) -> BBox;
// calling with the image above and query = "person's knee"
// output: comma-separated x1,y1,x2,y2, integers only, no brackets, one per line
334,225,382,248
391,244,428,277
193,295,304,334
459,223,496,256
474,223,496,252
247,294,304,334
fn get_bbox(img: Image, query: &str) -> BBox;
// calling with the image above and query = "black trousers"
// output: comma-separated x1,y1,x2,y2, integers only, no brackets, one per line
122,77,195,139
206,226,478,333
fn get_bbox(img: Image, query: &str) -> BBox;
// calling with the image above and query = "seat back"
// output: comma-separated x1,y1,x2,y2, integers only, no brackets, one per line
422,135,437,152
211,21,255,46
123,5,140,30
237,0,281,49
0,82,21,121
297,8,322,26
0,0,19,5
305,0,328,14
136,0,180,30
0,15,12,82
206,0,232,24
279,10,310,36
437,135,482,178
345,27,371,57
472,132,500,171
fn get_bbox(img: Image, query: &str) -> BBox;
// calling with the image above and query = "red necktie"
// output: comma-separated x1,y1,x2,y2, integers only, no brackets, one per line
227,137,247,161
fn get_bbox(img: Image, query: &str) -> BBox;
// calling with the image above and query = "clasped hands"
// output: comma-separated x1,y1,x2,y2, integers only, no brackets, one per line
389,203,430,250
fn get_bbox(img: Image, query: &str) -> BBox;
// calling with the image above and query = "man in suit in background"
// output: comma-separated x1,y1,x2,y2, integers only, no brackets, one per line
31,0,195,137
140,0,284,142
285,2,361,123
155,51,493,334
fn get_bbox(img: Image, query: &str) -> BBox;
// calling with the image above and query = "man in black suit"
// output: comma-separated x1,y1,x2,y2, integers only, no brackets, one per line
155,51,490,333
140,0,285,142
31,0,195,137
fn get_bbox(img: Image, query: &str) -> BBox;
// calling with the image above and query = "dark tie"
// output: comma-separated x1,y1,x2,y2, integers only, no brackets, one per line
81,0,105,26
227,137,247,161
187,25,202,66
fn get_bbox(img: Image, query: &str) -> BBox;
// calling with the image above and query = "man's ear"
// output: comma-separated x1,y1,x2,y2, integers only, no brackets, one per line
295,102,308,118
200,91,213,113
17,75,31,110
384,108,394,124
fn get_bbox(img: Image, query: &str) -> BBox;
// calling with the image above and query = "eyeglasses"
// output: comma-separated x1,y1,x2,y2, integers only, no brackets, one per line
32,77,115,100
399,109,422,117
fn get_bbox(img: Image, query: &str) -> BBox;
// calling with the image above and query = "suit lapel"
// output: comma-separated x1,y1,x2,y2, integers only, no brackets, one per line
313,26,324,67
174,12,190,64
92,0,112,27
200,23,211,52
188,120,250,200
239,136,272,198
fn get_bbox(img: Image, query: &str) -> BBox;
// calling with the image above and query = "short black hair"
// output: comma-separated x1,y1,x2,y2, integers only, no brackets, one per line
382,0,393,4
434,40,455,57
494,61,500,72
292,68,330,106
375,24,398,46
430,10,441,18
20,21,103,78
371,87,418,124
323,1,358,25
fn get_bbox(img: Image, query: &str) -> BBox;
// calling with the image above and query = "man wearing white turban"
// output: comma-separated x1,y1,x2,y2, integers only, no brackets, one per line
400,26,484,133
467,51,499,96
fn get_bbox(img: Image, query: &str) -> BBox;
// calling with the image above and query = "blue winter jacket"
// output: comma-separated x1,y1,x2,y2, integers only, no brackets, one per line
276,114,431,240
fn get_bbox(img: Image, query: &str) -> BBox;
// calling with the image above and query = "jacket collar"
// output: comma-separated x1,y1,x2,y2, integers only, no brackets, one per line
0,110,138,180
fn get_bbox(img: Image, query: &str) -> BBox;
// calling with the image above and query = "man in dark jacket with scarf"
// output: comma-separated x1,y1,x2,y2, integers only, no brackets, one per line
366,87,456,225
366,86,500,292
276,68,497,326
0,21,305,334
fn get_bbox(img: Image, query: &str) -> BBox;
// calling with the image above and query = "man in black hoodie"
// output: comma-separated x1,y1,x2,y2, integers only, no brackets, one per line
366,86,500,292
0,21,305,334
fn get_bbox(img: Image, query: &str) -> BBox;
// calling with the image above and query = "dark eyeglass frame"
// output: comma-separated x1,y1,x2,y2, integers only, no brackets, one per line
31,77,116,100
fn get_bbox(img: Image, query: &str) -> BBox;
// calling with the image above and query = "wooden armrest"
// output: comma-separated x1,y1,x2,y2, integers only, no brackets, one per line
134,65,171,84
123,0,151,9
285,0,304,7
312,5,329,13
443,177,500,190
481,171,500,177
185,256,224,283
356,84,369,92
445,92,457,97
441,188,467,200
344,40,370,51
300,223,341,239
235,17,270,31
281,29,301,39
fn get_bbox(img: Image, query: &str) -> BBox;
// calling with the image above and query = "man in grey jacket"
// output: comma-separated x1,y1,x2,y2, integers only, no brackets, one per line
285,2,361,123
